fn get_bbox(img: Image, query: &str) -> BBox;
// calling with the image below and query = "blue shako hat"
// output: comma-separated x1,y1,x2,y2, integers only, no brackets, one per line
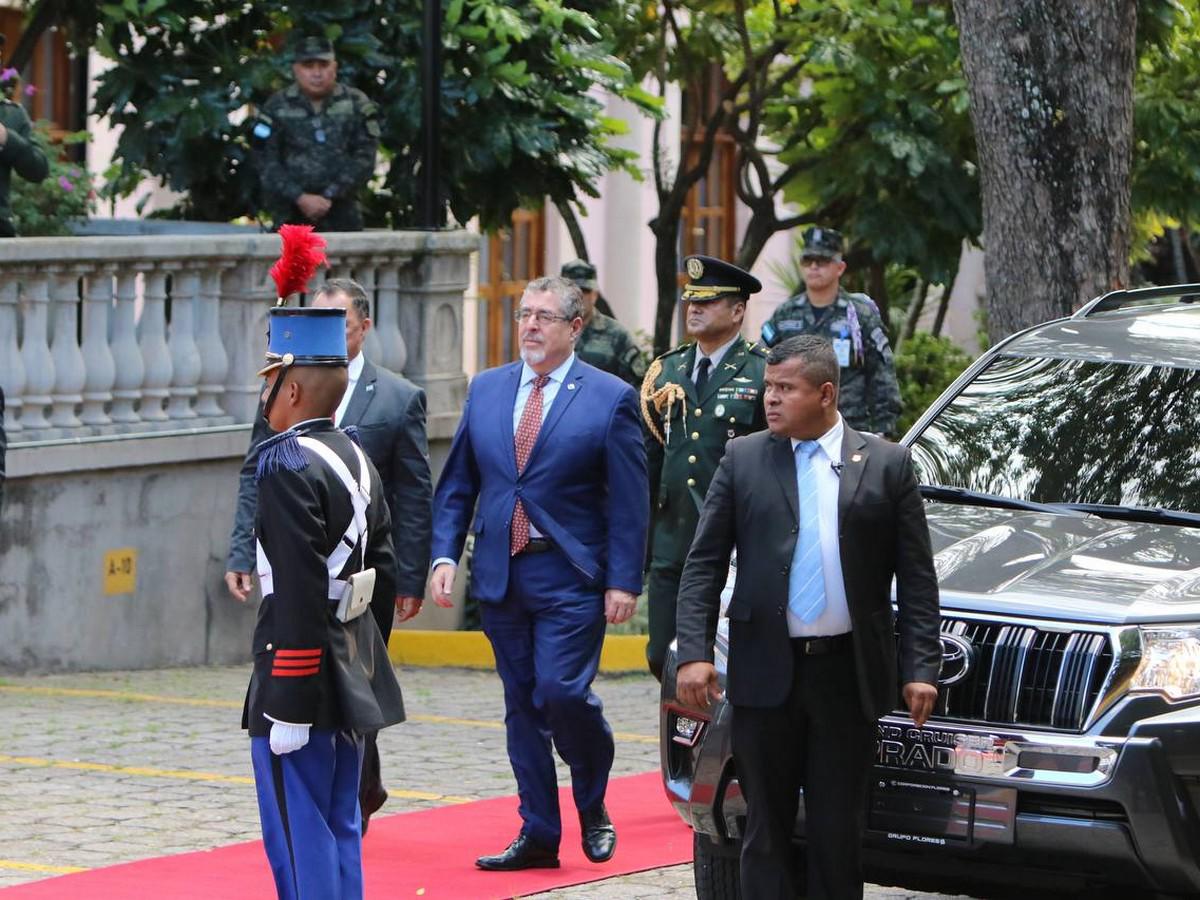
257,306,348,377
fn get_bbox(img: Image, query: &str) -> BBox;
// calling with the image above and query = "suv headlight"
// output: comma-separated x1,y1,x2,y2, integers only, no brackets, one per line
1130,626,1200,701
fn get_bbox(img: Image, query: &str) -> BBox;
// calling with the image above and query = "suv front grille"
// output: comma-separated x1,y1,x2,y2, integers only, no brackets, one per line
932,617,1114,731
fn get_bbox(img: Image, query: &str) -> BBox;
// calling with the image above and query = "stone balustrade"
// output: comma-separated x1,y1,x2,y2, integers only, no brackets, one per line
0,229,479,444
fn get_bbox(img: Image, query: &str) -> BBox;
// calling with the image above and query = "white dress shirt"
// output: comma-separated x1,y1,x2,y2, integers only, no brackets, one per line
788,415,852,637
689,334,740,384
514,353,575,538
333,352,366,427
432,353,577,569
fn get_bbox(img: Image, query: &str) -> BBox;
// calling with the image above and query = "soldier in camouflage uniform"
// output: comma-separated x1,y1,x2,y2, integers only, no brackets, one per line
640,256,768,679
562,259,646,388
761,226,901,435
255,36,380,232
0,86,49,237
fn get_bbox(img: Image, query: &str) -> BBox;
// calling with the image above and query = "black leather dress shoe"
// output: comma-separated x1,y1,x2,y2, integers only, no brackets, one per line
475,834,560,871
579,804,616,863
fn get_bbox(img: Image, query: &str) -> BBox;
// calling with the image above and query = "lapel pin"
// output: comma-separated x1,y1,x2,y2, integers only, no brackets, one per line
851,453,863,463
366,384,374,392
567,383,577,391
724,363,737,370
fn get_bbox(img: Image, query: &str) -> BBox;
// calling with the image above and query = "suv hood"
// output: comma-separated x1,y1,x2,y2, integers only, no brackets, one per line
925,501,1200,624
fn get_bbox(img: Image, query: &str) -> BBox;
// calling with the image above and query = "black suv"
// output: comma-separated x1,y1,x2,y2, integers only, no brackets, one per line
661,285,1200,897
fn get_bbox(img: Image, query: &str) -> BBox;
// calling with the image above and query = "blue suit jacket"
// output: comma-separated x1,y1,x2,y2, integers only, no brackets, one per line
432,357,648,603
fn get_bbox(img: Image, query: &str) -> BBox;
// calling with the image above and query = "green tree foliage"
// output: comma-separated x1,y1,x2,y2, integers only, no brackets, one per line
1133,0,1200,228
893,330,971,436
604,0,976,352
81,0,657,226
766,0,978,290
10,123,94,236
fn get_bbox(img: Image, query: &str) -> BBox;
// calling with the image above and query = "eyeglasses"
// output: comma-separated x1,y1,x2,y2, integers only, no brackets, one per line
514,309,572,325
801,257,836,268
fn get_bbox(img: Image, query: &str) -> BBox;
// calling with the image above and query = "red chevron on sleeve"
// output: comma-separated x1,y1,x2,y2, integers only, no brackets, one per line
271,647,322,677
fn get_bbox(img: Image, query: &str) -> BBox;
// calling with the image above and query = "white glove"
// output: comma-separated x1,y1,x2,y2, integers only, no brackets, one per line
269,721,311,756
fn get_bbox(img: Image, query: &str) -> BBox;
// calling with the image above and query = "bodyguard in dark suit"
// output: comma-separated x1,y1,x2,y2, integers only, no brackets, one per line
675,335,941,899
430,276,648,871
226,278,432,830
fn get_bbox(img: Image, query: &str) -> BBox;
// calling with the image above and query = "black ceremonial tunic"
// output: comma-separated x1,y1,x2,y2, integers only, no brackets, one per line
242,419,405,736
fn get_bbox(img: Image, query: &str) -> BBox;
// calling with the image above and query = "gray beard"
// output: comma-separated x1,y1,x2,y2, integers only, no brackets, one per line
520,346,546,366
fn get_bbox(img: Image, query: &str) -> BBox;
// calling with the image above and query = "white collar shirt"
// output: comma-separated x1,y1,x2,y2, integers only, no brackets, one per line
333,352,366,427
690,333,741,383
788,415,851,637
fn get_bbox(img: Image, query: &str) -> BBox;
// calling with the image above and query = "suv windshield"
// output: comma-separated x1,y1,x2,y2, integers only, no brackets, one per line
910,354,1200,513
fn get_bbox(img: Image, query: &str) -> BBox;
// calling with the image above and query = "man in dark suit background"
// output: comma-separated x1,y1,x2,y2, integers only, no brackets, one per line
675,334,941,899
430,276,648,871
225,277,432,831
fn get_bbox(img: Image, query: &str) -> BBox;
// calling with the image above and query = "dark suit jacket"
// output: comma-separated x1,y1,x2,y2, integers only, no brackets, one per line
228,359,432,636
431,357,648,603
675,426,941,718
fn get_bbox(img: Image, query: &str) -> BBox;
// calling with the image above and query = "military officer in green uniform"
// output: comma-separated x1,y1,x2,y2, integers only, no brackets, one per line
761,226,901,435
562,259,646,388
0,87,49,237
640,255,768,679
256,36,380,232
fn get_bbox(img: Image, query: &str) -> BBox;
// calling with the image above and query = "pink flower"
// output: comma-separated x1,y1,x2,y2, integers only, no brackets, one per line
0,68,16,82
24,84,36,96
58,175,74,192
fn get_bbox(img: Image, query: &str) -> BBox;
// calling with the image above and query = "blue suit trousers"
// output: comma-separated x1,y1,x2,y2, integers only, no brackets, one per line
480,549,616,848
251,730,364,900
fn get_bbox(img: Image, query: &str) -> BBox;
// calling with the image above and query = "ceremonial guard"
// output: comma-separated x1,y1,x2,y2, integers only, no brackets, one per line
761,226,901,436
640,256,768,679
244,229,405,900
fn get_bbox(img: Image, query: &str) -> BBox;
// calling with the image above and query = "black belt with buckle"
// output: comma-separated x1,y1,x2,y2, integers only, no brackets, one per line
790,632,853,655
519,538,554,555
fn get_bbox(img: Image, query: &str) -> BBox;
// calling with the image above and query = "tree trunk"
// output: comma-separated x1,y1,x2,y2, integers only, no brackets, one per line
650,215,681,357
868,262,889,324
931,260,959,338
953,0,1136,343
898,279,927,348
555,198,589,262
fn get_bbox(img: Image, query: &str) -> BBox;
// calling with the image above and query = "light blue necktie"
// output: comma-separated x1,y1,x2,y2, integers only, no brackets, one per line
788,440,826,623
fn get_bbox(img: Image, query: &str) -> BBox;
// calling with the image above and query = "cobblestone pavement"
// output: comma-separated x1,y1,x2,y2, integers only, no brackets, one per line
0,665,965,898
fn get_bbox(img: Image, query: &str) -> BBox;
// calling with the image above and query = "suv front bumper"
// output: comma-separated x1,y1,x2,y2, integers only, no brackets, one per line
663,705,1200,894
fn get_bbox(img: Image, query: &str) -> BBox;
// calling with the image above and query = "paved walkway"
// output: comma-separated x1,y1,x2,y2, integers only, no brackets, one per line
0,665,960,898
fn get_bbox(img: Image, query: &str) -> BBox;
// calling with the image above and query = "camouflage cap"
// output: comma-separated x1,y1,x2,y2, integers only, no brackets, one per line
291,35,335,62
560,259,598,291
801,226,844,260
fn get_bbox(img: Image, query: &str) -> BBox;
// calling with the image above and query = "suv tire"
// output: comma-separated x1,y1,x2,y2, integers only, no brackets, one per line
693,832,741,900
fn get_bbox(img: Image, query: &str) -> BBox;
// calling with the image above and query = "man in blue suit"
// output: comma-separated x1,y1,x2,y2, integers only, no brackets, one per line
431,275,648,871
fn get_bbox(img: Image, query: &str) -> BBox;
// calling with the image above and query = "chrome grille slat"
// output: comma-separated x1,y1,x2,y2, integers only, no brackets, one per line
930,617,1114,732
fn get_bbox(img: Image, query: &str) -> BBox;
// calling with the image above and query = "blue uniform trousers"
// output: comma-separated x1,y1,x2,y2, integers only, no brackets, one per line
251,729,364,900
479,549,615,849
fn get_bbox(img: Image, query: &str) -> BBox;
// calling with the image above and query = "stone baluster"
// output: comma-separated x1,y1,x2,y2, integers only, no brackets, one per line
47,267,86,431
352,257,382,363
0,277,24,436
137,268,173,425
194,263,230,422
396,235,476,441
17,273,52,432
374,260,407,373
80,266,116,430
218,257,271,424
165,265,200,421
109,269,145,427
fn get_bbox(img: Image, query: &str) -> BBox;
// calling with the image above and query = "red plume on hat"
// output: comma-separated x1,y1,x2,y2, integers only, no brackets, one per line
269,224,328,306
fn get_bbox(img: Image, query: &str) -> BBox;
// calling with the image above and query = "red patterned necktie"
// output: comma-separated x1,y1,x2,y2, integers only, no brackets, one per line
511,374,550,555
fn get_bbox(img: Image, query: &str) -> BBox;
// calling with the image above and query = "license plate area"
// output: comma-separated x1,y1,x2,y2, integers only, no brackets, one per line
867,772,1018,846
868,775,975,845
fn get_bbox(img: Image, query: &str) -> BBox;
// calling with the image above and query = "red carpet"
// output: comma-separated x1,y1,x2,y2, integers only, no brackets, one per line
2,772,693,898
